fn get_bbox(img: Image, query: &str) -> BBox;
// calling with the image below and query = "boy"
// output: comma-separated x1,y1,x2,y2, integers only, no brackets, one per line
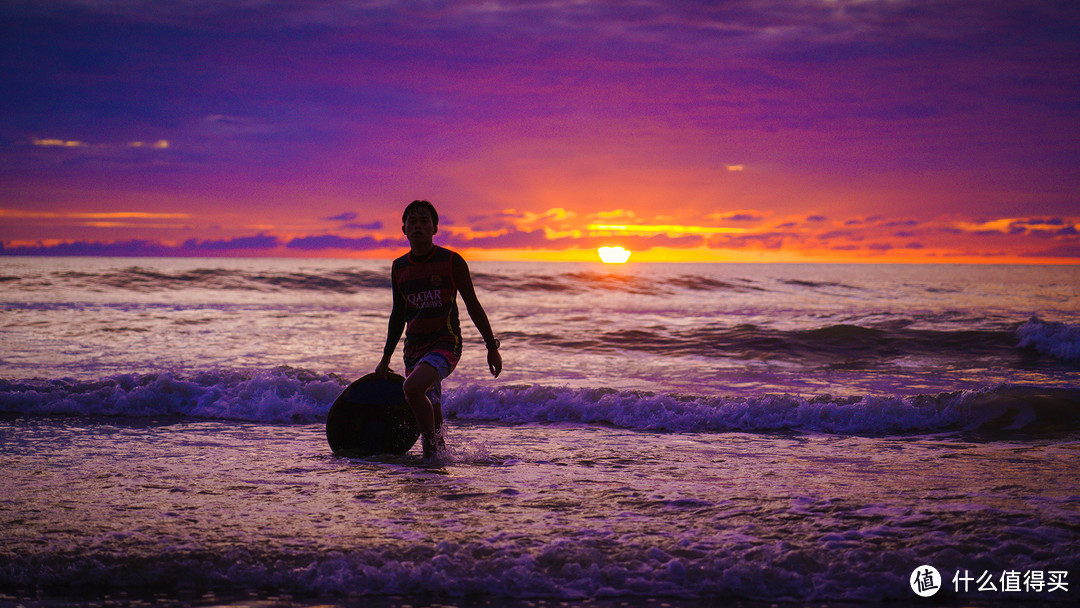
375,200,502,461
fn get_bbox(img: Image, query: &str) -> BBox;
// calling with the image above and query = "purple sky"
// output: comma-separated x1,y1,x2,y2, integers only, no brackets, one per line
2,0,1078,261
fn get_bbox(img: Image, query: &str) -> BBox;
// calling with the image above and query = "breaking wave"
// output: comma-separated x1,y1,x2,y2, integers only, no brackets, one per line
1018,316,1080,362
2,367,1077,436
446,384,1080,435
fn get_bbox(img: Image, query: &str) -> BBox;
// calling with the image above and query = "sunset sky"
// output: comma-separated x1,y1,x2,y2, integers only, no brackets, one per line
1,0,1078,262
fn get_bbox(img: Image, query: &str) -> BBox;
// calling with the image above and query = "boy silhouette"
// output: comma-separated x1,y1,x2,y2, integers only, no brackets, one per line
375,200,502,461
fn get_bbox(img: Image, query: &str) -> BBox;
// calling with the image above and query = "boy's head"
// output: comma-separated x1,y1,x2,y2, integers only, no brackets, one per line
402,200,439,231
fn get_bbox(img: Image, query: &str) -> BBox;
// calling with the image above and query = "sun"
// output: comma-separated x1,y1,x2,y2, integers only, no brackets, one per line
597,246,631,264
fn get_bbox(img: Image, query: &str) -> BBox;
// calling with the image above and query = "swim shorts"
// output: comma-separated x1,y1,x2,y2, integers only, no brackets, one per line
405,351,455,407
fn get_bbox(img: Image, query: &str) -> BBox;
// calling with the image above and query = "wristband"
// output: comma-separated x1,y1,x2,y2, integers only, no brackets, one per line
486,338,500,350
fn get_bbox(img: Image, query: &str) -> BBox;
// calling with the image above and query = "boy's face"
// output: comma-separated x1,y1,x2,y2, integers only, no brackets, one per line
403,208,437,243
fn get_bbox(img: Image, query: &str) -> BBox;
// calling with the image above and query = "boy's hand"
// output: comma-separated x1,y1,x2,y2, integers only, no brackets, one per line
374,357,392,378
487,348,502,378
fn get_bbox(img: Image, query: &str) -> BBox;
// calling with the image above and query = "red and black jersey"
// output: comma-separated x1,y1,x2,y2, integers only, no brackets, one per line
391,245,463,367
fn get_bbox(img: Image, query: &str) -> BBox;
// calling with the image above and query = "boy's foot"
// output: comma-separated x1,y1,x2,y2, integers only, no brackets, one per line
421,432,447,463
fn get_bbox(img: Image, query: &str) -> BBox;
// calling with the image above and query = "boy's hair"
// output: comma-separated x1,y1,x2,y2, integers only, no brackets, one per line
402,200,439,228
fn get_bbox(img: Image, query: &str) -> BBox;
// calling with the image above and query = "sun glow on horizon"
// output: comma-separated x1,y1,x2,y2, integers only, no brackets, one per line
597,246,631,264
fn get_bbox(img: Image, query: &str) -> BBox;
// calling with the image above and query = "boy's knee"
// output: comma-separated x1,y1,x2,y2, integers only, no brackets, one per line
402,365,437,403
402,377,425,402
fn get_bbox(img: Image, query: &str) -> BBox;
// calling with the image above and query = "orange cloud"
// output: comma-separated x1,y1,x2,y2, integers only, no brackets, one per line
31,137,171,150
32,138,86,147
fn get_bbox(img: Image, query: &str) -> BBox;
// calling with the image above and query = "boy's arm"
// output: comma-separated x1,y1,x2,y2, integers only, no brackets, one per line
452,254,502,378
375,269,406,377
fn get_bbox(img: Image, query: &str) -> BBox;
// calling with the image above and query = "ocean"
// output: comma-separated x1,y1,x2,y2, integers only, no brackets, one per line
1,256,1078,607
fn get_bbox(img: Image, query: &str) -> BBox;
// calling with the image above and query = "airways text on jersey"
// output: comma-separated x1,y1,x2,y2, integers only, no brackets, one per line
406,289,445,309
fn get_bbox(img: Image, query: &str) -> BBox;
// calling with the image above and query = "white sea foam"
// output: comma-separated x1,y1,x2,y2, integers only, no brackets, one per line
0,368,344,423
445,383,1078,434
1018,316,1080,362
3,368,1074,435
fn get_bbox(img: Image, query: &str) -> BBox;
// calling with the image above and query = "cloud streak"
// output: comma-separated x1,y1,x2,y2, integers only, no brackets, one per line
1,209,191,220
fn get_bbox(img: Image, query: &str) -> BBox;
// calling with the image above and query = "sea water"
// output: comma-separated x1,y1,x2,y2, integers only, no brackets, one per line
1,257,1078,606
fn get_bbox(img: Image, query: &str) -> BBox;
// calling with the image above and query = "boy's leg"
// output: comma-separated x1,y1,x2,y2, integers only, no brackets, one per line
403,352,452,459
402,362,440,439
